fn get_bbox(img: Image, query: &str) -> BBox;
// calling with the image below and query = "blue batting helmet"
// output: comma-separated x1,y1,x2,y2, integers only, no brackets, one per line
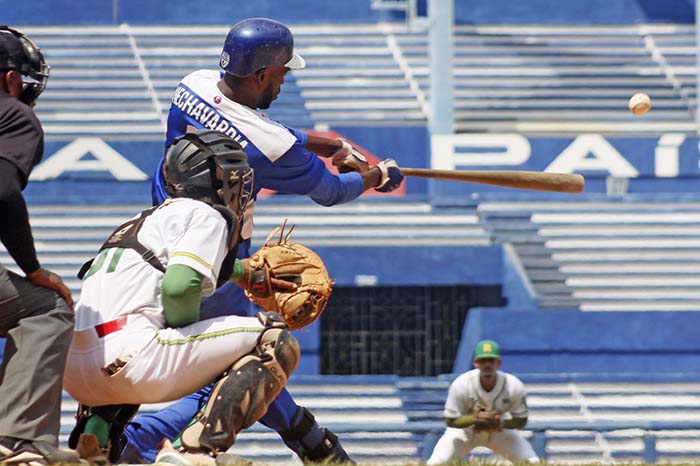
220,18,305,77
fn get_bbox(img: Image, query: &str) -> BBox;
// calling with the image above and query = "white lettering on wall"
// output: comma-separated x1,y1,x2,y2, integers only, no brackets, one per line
30,138,148,181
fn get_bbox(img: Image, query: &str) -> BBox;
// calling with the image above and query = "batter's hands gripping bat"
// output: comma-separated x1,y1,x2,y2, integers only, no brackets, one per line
400,168,584,193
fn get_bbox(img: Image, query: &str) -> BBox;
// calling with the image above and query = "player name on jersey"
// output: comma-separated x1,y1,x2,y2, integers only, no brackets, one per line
171,84,249,149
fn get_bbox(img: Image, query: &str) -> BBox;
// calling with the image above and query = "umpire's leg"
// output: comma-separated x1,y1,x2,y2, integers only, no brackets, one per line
0,265,74,445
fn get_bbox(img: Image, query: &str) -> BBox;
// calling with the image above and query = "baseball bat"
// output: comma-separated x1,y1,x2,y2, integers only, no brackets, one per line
400,168,585,193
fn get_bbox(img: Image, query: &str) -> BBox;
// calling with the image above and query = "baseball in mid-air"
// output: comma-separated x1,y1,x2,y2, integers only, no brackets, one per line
628,93,651,116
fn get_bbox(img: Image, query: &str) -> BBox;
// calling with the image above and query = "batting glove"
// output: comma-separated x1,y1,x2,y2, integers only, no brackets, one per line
374,158,404,193
332,139,370,173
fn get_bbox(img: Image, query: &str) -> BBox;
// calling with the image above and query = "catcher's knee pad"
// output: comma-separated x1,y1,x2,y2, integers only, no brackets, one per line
182,312,300,454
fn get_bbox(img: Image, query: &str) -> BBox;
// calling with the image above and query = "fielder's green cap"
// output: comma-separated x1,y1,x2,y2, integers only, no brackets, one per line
475,340,500,360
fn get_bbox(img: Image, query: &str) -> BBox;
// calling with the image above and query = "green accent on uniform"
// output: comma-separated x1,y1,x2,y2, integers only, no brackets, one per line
161,264,203,328
157,327,262,346
84,415,110,448
504,417,528,430
445,415,475,429
106,247,125,273
475,339,500,360
170,251,213,271
85,249,108,279
230,259,246,282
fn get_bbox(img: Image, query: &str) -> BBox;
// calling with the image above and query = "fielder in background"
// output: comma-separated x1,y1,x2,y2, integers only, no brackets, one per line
121,17,404,465
0,27,80,465
427,340,539,465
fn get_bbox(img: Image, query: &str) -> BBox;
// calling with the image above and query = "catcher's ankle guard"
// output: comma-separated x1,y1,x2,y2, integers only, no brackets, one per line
68,403,140,463
280,407,354,464
181,312,300,454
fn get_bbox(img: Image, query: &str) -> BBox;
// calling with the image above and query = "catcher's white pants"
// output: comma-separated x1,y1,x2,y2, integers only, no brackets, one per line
427,427,539,465
64,314,263,406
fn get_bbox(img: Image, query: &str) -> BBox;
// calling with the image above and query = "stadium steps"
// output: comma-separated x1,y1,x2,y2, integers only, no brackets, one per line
129,24,422,129
21,23,700,136
478,200,700,311
394,24,693,134
20,26,164,139
401,377,700,462
0,201,492,301
51,375,700,463
478,208,581,309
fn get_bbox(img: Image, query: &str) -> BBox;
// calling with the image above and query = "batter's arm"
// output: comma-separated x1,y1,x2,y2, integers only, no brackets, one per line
304,134,345,157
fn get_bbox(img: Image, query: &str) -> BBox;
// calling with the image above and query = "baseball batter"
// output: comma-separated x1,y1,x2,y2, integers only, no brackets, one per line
114,17,404,465
65,130,301,464
427,340,539,464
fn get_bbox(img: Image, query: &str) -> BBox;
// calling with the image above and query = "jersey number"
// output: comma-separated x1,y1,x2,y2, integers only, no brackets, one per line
85,248,125,278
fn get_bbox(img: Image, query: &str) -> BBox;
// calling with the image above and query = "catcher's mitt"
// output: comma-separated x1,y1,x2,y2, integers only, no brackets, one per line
245,221,334,330
473,410,503,433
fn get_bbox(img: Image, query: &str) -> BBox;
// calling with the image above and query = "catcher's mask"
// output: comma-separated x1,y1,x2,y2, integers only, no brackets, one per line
0,26,50,106
163,129,254,239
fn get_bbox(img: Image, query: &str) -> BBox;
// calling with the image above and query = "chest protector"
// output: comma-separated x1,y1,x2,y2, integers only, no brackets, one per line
78,204,239,287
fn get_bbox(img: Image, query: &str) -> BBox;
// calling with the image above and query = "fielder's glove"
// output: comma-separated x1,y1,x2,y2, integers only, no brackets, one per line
331,139,370,174
473,410,503,433
244,221,334,330
375,158,404,193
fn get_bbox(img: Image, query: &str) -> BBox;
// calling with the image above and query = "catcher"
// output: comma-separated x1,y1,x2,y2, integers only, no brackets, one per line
426,340,539,464
64,129,333,465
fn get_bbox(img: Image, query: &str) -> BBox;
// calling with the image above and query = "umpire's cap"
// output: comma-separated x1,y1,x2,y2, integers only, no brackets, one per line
220,18,305,77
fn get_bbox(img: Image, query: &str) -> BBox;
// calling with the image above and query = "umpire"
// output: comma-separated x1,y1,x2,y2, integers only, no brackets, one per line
0,27,79,464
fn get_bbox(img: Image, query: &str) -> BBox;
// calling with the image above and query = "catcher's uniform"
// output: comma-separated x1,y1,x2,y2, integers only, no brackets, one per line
427,369,538,465
64,198,264,406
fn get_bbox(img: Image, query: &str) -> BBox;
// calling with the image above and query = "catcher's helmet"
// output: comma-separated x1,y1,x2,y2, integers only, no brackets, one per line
219,18,305,77
0,26,50,106
163,129,254,220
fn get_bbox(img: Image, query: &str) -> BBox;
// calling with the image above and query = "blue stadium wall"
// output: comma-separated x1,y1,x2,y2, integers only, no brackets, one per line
2,0,694,25
24,130,700,375
28,133,700,205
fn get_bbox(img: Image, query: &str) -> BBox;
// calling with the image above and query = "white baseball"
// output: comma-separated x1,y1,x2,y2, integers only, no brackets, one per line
629,93,651,116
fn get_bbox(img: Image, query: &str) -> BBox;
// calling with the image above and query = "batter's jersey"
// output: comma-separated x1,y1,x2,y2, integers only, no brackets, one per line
444,370,529,419
151,69,365,319
74,198,229,330
157,69,364,218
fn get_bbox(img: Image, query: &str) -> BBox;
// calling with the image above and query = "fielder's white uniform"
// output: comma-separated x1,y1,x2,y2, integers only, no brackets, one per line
427,369,539,464
64,198,264,406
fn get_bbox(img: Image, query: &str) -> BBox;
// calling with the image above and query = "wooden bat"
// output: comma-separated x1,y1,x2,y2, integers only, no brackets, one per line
400,168,585,193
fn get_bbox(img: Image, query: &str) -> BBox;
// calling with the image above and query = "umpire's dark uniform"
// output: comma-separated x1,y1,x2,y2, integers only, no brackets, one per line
0,28,77,463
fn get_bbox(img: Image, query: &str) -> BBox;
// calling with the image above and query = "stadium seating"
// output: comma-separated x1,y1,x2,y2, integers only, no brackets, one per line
55,375,700,463
395,24,694,133
478,199,700,311
0,201,492,301
22,23,697,139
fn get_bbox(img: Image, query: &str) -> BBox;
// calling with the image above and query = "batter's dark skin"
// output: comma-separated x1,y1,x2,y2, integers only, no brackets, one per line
217,67,382,191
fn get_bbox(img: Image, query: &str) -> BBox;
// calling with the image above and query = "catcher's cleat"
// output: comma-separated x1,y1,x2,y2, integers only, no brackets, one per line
0,436,81,466
155,440,251,466
75,433,109,465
